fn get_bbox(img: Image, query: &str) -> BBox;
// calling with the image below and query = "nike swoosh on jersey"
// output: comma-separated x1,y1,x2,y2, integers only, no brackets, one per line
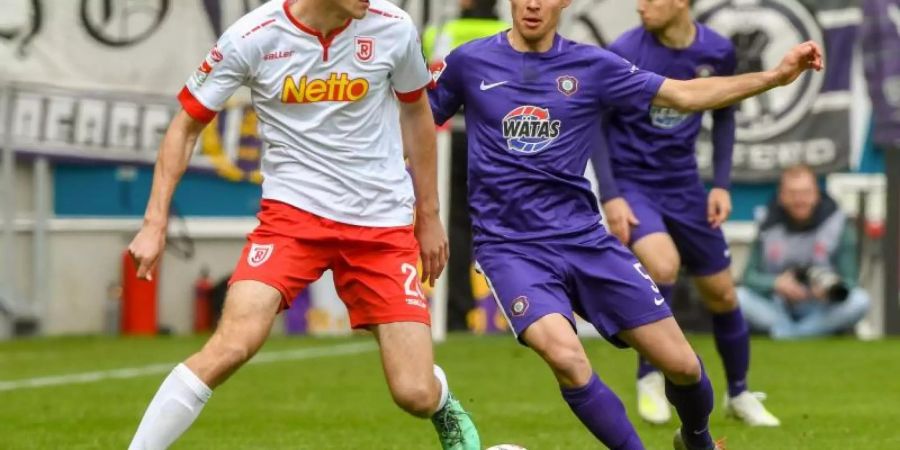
654,297,666,306
480,80,509,91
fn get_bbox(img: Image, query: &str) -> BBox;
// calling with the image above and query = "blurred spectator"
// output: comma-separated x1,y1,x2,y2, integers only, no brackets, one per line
737,165,870,339
423,0,507,63
423,0,507,331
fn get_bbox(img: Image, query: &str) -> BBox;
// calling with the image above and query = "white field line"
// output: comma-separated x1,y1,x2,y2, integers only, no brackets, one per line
0,341,377,392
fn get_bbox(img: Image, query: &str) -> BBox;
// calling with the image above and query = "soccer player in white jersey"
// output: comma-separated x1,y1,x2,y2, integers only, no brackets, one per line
126,1,479,449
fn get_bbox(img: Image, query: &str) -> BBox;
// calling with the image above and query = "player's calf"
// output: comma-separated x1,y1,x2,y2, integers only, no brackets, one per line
388,374,442,417
523,315,644,448
620,319,714,448
184,284,280,387
695,269,740,314
621,317,701,387
665,358,716,450
129,281,281,449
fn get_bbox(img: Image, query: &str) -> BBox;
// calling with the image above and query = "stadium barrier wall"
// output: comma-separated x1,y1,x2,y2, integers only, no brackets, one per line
5,217,758,336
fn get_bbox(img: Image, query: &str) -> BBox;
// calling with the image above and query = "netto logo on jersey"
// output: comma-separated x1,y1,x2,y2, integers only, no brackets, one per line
502,106,561,154
281,73,369,104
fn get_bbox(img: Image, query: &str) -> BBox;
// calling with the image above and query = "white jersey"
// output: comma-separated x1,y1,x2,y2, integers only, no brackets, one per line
179,0,431,227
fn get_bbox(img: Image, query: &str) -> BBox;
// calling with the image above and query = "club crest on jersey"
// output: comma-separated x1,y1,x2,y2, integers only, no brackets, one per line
281,73,370,103
247,243,274,267
502,106,561,154
556,75,578,96
511,296,529,317
355,36,375,62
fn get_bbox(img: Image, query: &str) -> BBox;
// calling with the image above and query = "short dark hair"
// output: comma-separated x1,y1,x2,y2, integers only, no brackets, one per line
462,0,498,19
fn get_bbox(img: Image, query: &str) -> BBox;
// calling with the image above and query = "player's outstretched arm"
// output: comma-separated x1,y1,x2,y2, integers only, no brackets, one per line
400,94,449,287
127,110,207,280
653,41,824,112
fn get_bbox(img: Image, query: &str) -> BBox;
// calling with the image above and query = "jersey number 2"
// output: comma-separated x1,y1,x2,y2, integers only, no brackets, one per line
401,263,426,299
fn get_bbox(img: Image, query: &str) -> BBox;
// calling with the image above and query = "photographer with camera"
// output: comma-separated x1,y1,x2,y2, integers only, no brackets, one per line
737,165,870,339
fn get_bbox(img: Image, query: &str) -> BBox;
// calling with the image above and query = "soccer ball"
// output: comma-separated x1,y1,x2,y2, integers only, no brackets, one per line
485,445,527,450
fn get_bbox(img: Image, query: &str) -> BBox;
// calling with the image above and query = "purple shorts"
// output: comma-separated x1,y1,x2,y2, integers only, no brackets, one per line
474,230,673,348
621,183,732,276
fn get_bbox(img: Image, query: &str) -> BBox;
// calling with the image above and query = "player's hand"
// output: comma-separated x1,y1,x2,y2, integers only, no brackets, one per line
774,271,809,302
414,210,449,287
707,188,732,229
127,224,167,281
810,284,829,302
602,197,639,245
773,41,824,86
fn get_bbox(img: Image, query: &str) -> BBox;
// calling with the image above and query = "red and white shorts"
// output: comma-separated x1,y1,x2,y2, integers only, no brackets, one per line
230,200,429,329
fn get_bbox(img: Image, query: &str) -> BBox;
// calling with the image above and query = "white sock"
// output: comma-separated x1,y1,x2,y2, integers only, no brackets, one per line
433,364,450,414
129,363,212,450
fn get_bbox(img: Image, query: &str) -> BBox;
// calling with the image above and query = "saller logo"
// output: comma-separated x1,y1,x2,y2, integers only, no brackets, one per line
502,105,561,154
281,73,369,103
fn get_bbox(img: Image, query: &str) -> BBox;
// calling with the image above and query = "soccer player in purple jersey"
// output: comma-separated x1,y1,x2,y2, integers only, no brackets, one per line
592,0,780,427
428,0,821,448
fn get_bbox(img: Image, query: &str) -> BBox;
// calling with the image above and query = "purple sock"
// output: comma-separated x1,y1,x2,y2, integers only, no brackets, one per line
712,307,750,397
561,373,645,450
665,359,714,449
636,284,673,379
636,356,656,379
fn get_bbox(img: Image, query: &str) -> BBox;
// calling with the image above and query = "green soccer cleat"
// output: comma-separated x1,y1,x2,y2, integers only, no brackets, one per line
431,392,480,450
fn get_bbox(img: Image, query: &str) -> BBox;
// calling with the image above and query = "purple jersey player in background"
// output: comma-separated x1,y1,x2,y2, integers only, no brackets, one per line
591,0,780,427
429,0,821,448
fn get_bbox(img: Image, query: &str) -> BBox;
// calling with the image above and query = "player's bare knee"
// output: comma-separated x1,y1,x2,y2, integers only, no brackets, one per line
703,287,738,314
537,342,592,387
646,261,679,285
389,382,438,417
205,335,256,369
661,354,701,385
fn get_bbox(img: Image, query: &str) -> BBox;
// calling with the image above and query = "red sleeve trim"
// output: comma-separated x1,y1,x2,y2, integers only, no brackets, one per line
178,87,217,123
395,87,425,103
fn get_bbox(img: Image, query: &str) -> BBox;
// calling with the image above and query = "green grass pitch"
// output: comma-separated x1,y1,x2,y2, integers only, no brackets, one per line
1,334,899,449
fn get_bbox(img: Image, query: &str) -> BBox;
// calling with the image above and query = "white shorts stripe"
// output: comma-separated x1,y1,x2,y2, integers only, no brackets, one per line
474,260,517,339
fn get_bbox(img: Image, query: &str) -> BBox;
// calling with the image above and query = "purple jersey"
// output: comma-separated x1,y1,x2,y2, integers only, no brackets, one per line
604,24,736,188
429,33,664,244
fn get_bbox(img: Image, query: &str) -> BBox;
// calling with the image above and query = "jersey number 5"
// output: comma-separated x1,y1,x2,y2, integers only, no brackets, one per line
632,262,661,295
